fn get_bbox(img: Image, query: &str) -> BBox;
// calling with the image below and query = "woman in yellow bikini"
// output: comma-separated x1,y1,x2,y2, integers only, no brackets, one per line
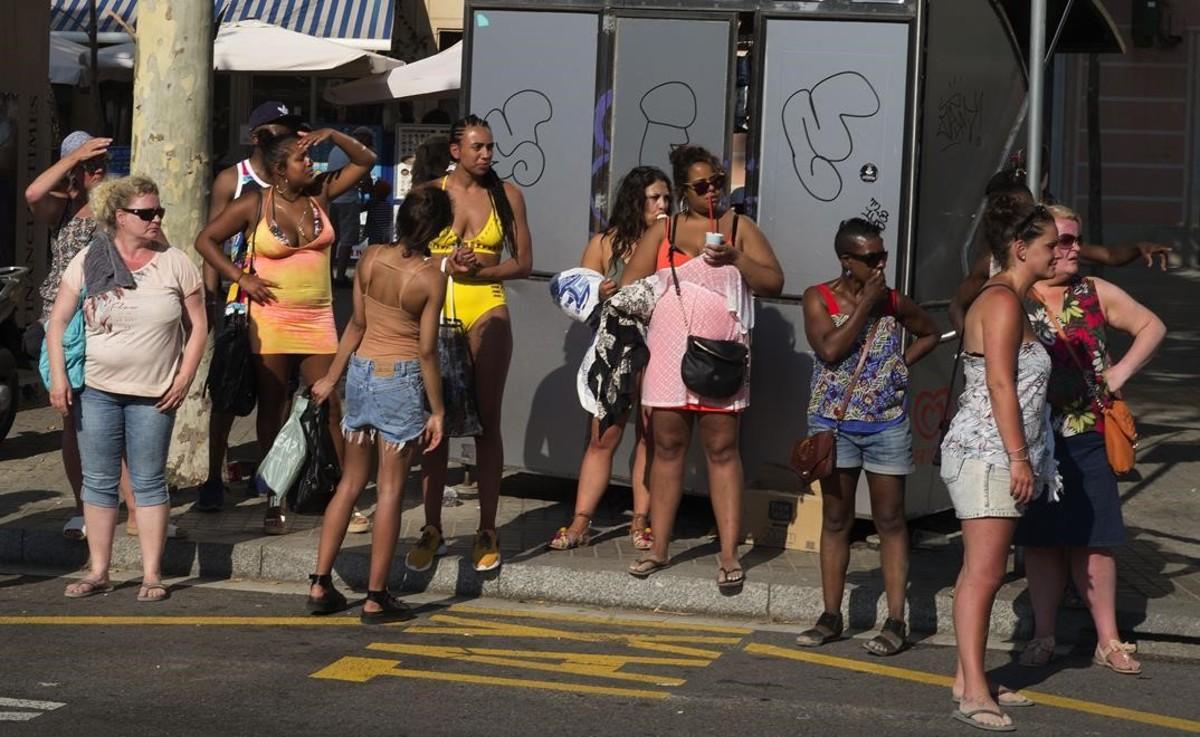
404,114,533,574
196,128,376,533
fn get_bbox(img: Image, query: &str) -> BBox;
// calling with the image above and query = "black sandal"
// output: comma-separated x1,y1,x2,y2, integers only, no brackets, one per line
863,617,908,656
305,574,347,615
360,590,414,625
795,611,843,648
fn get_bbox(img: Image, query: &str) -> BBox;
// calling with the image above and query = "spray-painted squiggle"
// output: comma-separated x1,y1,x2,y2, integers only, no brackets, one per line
781,71,880,202
484,89,553,187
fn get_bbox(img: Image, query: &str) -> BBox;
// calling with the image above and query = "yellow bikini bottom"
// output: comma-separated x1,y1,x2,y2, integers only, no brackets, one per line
445,276,506,331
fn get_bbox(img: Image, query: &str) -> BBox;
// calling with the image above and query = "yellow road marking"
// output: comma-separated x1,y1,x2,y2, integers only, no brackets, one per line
0,616,364,626
446,604,752,634
310,656,668,699
366,643,709,686
746,644,1200,734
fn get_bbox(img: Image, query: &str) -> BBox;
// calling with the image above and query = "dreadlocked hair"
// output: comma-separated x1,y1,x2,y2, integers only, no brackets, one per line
449,114,517,257
668,145,722,202
604,166,671,270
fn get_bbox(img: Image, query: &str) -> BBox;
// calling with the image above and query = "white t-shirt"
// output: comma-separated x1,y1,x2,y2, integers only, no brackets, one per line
62,246,203,397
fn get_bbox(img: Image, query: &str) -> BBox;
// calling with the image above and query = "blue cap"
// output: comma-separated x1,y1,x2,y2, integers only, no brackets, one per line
60,130,93,158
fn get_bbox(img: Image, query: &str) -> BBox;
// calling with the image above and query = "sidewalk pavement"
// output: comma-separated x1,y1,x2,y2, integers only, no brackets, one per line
2,261,1198,648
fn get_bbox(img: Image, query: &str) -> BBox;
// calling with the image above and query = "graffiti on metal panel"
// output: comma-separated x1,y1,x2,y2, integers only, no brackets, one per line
638,81,697,165
484,89,553,187
781,71,880,203
860,198,890,232
935,79,983,151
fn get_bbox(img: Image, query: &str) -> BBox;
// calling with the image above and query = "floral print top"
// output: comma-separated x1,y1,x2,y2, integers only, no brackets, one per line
39,216,97,323
941,341,1061,498
1026,277,1112,437
807,285,908,431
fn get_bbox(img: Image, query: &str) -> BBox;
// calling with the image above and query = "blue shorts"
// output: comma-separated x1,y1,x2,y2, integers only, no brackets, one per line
808,416,914,476
341,355,426,449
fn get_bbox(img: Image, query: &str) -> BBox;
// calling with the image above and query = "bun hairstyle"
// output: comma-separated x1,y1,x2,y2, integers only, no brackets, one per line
394,187,452,256
89,175,158,233
981,194,1054,269
605,165,671,268
448,114,517,256
668,144,722,201
983,168,1033,201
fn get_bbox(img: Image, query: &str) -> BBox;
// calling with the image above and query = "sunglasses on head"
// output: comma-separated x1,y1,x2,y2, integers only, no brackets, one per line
1056,233,1080,249
120,207,165,222
844,250,888,268
687,174,726,196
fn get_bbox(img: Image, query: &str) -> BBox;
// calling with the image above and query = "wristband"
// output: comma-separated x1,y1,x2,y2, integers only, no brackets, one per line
440,257,449,274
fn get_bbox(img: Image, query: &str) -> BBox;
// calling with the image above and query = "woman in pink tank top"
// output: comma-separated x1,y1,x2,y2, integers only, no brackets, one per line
618,145,784,590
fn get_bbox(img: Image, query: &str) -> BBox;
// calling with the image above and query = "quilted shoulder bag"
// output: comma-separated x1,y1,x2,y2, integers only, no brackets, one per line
790,319,881,485
668,214,749,400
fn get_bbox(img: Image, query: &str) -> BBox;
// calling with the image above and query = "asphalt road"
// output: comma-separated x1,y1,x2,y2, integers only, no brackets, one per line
2,572,1197,736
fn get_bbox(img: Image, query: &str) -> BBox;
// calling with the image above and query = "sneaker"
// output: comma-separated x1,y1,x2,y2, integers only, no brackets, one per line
472,530,501,572
405,525,447,572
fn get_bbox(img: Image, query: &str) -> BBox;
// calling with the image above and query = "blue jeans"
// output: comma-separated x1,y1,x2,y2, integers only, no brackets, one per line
75,387,176,508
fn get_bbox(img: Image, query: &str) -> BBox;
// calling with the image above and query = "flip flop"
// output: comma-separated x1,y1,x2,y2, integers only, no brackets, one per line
628,557,669,578
953,689,1034,708
951,708,1015,732
62,515,86,541
717,566,745,590
137,582,170,603
64,578,114,598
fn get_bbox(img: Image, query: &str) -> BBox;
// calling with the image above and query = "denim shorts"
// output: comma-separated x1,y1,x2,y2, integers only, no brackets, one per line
807,416,914,476
341,355,426,449
941,455,1025,520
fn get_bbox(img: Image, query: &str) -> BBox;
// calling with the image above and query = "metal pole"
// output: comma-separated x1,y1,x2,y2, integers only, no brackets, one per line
1027,0,1047,197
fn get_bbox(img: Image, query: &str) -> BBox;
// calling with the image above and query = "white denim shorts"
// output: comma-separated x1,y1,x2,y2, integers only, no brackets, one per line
941,456,1025,520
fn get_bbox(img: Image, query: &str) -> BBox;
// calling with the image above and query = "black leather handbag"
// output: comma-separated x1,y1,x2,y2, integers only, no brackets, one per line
205,191,261,417
667,216,748,400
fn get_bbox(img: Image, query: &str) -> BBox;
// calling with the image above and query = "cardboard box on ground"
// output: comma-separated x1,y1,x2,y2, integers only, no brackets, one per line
743,486,822,553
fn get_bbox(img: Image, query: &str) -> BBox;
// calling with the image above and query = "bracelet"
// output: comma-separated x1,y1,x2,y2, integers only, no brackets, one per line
1005,445,1028,458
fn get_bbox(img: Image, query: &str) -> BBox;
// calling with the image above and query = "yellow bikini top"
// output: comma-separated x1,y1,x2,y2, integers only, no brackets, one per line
429,175,504,256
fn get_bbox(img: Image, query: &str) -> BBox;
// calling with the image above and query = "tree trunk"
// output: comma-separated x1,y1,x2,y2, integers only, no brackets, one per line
130,0,214,488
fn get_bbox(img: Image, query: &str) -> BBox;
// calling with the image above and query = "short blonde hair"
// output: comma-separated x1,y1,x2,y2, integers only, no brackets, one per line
89,174,159,232
1046,203,1080,225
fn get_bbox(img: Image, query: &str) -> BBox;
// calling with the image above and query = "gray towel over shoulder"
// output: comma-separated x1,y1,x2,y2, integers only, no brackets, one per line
82,230,137,298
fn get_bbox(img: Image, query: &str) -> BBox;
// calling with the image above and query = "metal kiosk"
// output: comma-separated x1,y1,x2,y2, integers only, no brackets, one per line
454,0,1121,522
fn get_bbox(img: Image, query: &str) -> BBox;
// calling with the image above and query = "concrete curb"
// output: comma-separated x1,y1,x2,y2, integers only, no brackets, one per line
4,527,1197,645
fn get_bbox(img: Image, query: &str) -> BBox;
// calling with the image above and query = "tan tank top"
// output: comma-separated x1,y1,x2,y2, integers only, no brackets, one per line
356,249,434,370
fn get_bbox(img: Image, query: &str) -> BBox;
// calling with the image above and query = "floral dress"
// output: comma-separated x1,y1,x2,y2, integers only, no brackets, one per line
39,216,96,323
1026,277,1112,437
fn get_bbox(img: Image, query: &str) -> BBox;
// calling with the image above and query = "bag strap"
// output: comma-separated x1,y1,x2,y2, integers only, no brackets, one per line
834,318,883,428
1030,286,1110,409
666,214,694,336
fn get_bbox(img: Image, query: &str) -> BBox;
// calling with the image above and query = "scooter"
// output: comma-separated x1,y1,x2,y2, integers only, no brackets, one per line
0,266,30,442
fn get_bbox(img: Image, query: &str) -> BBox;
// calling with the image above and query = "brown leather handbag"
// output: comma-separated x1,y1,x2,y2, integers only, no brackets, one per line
791,321,881,486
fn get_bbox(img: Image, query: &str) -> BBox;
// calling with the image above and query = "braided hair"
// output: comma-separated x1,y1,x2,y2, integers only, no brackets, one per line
604,166,671,270
449,115,518,257
982,194,1055,269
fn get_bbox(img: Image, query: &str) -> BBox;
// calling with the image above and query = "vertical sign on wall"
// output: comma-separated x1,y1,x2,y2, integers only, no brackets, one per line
756,20,910,300
468,10,599,275
609,17,732,204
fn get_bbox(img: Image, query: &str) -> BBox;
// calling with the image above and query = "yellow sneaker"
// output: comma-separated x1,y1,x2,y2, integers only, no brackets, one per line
404,525,447,572
472,530,501,572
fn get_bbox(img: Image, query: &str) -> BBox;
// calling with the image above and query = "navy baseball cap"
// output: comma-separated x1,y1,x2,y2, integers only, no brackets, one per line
247,101,302,132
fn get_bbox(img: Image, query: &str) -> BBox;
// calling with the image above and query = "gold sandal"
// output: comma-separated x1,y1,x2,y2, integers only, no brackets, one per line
630,514,653,550
547,512,591,550
1094,640,1141,674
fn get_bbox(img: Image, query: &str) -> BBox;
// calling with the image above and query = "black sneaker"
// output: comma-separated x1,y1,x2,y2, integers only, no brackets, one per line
194,478,225,513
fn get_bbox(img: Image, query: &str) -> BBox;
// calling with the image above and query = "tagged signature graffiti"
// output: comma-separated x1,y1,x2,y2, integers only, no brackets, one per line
781,71,880,202
861,197,890,232
638,81,697,165
484,89,553,187
935,79,983,151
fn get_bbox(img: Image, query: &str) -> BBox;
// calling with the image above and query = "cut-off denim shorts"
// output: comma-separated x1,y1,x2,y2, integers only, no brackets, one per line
341,355,426,451
941,455,1025,520
806,416,915,476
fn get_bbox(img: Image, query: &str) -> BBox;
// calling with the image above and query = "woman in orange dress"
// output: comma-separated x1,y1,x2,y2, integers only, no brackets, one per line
197,128,376,532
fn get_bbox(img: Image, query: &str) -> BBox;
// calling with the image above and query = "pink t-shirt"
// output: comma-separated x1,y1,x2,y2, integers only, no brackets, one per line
62,245,202,397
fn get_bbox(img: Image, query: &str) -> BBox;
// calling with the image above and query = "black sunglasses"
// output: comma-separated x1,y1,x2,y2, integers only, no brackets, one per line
81,157,109,173
120,207,165,222
687,174,726,197
844,250,888,268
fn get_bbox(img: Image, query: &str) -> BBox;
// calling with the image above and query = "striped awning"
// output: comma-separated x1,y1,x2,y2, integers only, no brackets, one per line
49,0,395,49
